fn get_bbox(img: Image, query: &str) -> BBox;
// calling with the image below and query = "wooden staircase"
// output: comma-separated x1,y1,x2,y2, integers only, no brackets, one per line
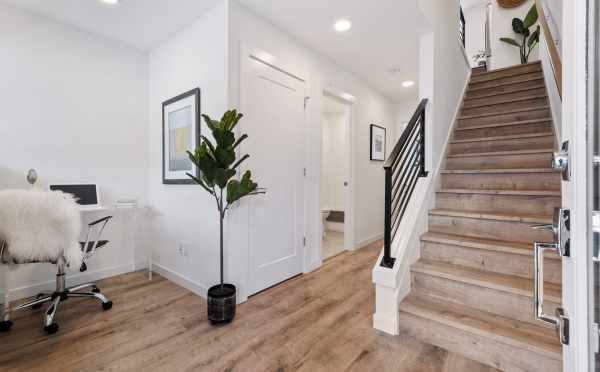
397,61,563,372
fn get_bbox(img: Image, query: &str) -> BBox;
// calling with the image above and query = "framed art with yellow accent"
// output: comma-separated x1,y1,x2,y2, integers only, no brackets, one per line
162,88,201,184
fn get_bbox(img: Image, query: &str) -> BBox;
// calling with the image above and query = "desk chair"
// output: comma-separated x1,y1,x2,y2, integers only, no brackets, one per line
0,216,114,335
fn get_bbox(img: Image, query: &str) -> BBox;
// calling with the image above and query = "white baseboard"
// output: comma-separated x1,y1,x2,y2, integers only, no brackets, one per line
151,262,208,299
355,232,384,250
373,312,399,336
8,262,136,301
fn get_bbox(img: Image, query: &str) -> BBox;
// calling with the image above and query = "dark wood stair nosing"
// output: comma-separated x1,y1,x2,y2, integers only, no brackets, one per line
462,94,548,110
447,149,555,158
455,118,553,131
464,85,547,102
459,106,550,120
451,132,555,144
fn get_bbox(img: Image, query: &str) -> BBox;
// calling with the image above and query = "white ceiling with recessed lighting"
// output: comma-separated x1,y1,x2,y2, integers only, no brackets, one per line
238,0,430,102
1,0,430,102
0,0,221,51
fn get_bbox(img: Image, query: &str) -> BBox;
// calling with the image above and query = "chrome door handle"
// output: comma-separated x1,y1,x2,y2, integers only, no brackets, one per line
534,242,560,326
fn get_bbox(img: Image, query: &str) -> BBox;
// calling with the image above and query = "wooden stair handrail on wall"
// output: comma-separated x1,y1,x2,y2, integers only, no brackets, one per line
535,0,562,99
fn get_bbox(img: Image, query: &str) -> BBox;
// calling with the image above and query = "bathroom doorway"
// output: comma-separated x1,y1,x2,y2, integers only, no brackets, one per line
320,92,352,260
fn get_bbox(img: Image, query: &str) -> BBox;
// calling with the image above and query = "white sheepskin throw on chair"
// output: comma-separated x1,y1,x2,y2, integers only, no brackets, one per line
0,190,82,268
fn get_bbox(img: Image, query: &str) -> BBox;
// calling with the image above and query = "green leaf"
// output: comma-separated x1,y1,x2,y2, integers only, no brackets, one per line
214,168,236,189
523,4,539,29
500,37,521,47
226,170,258,205
529,25,540,47
512,18,525,34
231,154,249,170
232,134,248,150
214,147,236,168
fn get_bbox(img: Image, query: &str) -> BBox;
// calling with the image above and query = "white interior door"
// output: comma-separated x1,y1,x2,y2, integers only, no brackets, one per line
242,54,305,296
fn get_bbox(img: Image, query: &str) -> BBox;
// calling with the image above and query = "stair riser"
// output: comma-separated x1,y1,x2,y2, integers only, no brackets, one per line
449,136,555,155
398,310,562,372
412,272,560,326
441,172,560,191
470,71,543,90
466,79,545,99
421,242,562,284
464,88,547,108
472,66,487,75
461,97,548,117
429,214,554,244
459,108,551,127
446,152,553,170
470,63,542,84
436,193,561,215
454,122,553,140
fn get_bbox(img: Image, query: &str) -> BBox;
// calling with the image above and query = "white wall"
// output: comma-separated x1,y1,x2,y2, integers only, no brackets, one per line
147,1,229,297
464,4,487,67
227,0,396,300
0,4,148,299
394,98,420,141
321,113,347,211
419,0,471,172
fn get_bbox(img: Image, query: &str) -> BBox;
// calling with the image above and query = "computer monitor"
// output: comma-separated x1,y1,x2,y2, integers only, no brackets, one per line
49,184,101,210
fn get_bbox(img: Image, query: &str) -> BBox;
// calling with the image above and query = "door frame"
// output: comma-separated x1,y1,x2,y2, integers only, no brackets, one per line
232,44,309,302
561,0,590,370
318,89,356,263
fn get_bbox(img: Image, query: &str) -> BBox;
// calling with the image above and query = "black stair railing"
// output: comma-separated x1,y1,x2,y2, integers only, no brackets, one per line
381,99,429,268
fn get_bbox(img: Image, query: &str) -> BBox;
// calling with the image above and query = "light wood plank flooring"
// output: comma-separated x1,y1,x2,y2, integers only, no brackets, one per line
0,241,499,372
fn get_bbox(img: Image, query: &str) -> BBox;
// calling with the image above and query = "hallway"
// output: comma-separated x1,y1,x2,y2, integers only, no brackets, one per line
0,241,497,372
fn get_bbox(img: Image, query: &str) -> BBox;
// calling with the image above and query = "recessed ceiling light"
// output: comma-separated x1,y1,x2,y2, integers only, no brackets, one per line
99,0,120,5
402,81,415,88
334,19,352,32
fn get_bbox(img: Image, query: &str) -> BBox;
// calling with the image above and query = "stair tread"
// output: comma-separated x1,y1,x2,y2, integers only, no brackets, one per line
468,76,545,93
455,118,553,131
447,149,554,158
399,294,562,358
430,208,553,223
469,64,543,84
451,132,554,144
411,259,562,303
442,168,558,174
438,188,561,196
462,94,547,109
464,85,547,101
421,231,561,259
460,106,549,120
470,61,541,77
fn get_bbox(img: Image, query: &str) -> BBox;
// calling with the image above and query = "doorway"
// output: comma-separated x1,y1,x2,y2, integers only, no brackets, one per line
320,92,352,260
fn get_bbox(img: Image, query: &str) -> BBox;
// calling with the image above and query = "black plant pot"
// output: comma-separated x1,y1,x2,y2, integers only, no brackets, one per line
207,284,236,324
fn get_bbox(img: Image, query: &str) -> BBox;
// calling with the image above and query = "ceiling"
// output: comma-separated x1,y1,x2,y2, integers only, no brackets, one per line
239,0,429,102
2,0,429,103
0,0,221,51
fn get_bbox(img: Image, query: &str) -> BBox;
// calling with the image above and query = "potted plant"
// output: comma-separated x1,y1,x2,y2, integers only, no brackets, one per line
499,4,541,64
473,50,489,69
187,109,264,325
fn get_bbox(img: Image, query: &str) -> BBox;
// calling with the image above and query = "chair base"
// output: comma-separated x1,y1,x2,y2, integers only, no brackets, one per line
1,278,112,335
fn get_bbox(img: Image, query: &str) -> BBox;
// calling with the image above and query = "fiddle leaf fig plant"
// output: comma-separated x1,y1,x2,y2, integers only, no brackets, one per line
500,4,540,64
187,110,264,288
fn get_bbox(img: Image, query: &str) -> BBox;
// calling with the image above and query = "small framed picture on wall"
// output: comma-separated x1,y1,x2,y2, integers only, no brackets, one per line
370,124,386,161
162,88,201,184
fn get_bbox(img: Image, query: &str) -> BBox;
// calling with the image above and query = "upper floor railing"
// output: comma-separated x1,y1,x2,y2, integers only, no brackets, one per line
536,0,562,98
381,99,428,268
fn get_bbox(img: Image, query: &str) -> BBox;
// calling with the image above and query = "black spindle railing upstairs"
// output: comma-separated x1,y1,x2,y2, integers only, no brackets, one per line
381,99,428,268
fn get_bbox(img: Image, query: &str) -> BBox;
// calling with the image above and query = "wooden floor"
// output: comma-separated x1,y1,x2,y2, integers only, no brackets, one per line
0,241,500,372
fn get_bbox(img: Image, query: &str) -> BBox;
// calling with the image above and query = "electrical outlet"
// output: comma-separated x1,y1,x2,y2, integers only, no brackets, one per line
177,243,189,257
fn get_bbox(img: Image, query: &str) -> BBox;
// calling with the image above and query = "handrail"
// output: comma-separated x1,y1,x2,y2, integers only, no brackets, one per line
535,0,562,99
381,99,428,268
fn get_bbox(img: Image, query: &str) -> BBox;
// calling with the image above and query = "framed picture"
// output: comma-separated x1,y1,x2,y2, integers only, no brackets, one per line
162,88,201,184
370,124,386,161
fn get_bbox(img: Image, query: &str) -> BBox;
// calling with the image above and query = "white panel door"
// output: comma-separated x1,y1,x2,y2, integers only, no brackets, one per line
242,55,305,296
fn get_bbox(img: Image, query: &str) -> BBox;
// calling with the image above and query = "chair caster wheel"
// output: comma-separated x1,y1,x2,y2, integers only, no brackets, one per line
0,321,13,332
102,301,113,311
92,287,101,294
44,323,59,335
